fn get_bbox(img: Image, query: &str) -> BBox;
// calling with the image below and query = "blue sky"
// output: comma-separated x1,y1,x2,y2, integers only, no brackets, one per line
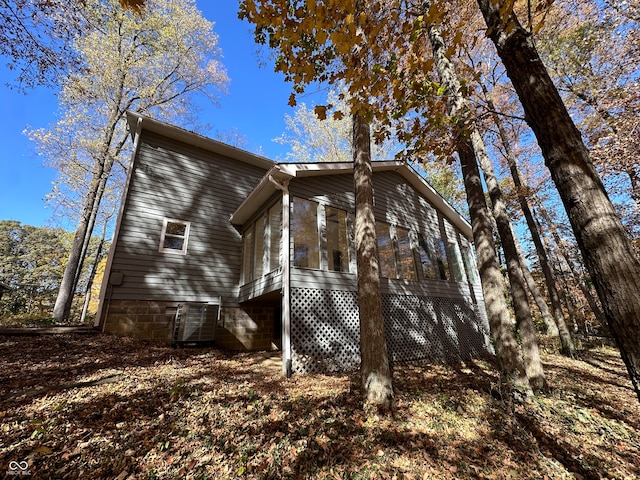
0,2,309,228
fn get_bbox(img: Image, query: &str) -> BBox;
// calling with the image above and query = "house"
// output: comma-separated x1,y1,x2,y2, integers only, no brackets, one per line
96,112,493,375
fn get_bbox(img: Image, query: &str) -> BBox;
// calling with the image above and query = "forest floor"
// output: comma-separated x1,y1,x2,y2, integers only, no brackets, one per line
0,332,639,480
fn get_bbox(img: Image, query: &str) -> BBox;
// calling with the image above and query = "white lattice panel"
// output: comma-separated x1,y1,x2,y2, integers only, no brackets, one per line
290,288,492,374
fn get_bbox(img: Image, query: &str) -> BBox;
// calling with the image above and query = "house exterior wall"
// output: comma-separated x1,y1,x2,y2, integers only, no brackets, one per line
286,171,492,373
99,129,272,347
214,304,276,351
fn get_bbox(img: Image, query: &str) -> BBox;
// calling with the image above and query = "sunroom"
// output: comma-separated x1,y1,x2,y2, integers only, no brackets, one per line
231,161,491,375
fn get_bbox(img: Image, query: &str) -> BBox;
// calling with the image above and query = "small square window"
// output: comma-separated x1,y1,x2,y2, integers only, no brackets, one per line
159,218,190,255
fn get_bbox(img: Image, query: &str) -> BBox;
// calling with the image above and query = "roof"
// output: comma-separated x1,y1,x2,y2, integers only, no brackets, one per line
125,111,275,171
230,161,473,240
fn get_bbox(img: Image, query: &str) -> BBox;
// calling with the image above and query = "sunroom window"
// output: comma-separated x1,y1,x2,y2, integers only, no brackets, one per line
396,227,417,281
241,200,283,284
434,238,451,280
418,234,438,279
326,206,350,272
292,198,320,269
159,218,190,255
446,241,466,283
254,215,266,278
269,202,282,272
377,222,397,278
462,246,479,284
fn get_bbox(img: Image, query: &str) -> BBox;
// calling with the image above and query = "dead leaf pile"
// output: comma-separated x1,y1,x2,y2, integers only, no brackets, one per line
1,333,638,479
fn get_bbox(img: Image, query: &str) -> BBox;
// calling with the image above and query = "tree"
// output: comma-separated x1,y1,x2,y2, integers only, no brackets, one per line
30,0,228,321
421,4,534,393
0,0,84,88
238,0,398,408
476,0,640,401
0,221,70,318
353,112,395,409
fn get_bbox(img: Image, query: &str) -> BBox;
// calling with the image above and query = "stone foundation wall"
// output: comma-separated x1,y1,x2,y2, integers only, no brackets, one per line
215,304,275,351
102,299,275,351
102,300,178,342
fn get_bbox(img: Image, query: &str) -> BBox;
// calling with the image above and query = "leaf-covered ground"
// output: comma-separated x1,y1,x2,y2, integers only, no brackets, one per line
1,333,638,479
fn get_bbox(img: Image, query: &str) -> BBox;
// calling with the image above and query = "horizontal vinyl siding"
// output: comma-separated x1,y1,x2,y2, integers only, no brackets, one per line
289,173,355,212
372,171,441,236
108,131,269,305
238,270,282,303
291,269,357,291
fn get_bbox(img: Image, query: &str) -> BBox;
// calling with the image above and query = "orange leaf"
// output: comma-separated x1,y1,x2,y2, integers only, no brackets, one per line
314,105,328,120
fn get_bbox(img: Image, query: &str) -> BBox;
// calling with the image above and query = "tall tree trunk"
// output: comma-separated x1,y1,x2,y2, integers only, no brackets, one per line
53,103,128,321
53,152,113,321
477,0,640,401
510,222,558,335
469,129,547,390
458,138,531,395
535,200,607,328
353,112,394,410
423,8,530,395
479,82,572,342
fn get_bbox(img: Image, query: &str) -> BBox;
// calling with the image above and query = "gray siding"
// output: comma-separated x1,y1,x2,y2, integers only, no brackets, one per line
289,170,449,237
107,131,269,305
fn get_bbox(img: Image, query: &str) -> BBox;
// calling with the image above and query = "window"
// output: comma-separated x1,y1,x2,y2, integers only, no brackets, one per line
446,241,465,282
462,246,479,284
292,198,320,269
159,219,190,254
241,200,283,284
242,225,254,282
269,202,282,272
326,206,350,272
434,238,451,280
377,222,397,278
254,215,266,278
418,234,438,279
396,227,417,281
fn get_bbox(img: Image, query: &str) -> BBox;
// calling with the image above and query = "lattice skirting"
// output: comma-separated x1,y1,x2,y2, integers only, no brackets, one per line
290,288,493,374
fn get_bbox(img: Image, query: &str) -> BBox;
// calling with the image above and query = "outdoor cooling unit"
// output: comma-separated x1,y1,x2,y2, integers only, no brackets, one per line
172,299,220,344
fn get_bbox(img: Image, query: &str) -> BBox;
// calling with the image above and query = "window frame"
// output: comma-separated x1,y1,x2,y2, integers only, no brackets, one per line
158,218,191,255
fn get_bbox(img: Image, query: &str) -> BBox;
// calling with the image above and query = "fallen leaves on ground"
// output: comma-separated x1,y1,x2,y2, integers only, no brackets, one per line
0,333,638,479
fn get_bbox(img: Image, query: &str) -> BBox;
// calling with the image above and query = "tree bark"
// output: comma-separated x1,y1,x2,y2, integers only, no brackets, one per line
479,82,571,341
352,112,394,410
423,10,530,395
458,137,531,395
470,129,547,390
477,0,640,401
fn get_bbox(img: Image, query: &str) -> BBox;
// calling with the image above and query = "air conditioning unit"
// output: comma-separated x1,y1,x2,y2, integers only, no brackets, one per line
172,299,220,344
